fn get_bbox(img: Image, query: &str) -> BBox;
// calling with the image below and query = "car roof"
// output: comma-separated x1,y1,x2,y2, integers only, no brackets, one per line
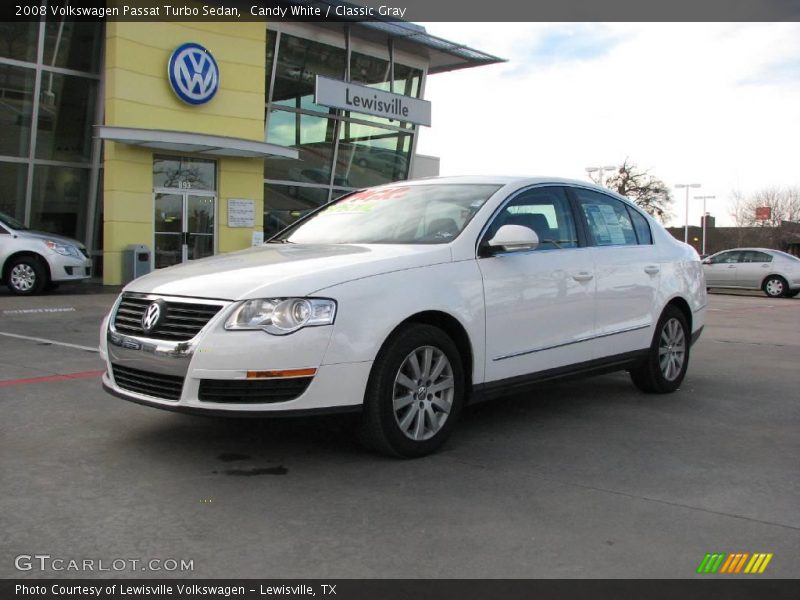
388,175,643,212
403,175,605,187
713,248,780,253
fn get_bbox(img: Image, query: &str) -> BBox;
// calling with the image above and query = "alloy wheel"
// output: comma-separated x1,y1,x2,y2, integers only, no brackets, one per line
658,318,686,381
392,345,454,441
10,263,36,292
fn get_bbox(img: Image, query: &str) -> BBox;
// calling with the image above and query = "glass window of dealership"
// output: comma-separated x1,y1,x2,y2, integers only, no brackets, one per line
0,17,499,284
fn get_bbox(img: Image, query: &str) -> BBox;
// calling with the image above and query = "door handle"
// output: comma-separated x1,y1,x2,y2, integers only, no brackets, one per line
572,272,594,282
644,265,660,275
727,265,736,269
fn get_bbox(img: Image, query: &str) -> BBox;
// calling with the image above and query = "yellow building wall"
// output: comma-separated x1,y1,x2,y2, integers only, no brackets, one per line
103,21,265,284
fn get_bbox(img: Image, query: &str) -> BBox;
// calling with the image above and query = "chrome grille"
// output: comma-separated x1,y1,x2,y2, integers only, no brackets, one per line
112,364,185,401
112,293,223,341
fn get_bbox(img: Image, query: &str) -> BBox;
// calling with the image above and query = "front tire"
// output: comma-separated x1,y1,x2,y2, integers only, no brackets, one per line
6,256,47,295
630,305,690,394
358,324,465,458
763,275,789,298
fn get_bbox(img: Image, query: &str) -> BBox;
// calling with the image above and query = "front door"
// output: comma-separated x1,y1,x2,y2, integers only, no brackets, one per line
154,191,215,268
478,186,596,383
704,250,741,286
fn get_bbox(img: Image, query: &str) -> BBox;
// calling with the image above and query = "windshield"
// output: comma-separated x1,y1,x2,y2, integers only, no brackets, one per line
0,211,27,231
274,184,501,245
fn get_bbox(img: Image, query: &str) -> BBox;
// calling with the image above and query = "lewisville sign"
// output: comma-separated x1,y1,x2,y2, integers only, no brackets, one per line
314,76,432,127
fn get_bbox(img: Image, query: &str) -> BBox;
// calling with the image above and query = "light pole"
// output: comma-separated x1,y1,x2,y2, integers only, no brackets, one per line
675,183,701,243
695,195,715,255
586,165,617,186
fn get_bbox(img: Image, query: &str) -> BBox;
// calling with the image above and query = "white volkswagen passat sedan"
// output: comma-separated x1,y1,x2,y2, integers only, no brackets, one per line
100,177,706,457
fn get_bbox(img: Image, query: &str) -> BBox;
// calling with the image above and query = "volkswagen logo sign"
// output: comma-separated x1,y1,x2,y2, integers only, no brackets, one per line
168,42,219,105
141,301,165,333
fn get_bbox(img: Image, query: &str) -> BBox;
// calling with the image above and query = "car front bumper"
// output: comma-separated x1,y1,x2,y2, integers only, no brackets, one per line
47,253,92,282
99,301,370,415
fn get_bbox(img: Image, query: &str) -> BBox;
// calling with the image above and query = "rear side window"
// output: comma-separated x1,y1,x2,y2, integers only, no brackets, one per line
741,251,772,263
627,208,652,245
575,189,637,247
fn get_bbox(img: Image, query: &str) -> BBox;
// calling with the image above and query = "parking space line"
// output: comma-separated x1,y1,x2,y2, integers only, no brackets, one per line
0,331,99,353
0,370,105,388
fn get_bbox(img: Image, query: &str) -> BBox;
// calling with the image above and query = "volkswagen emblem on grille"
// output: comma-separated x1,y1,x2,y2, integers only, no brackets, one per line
141,301,165,333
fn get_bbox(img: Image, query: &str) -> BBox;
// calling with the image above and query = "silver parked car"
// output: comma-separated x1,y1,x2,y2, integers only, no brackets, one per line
702,248,800,298
0,211,92,295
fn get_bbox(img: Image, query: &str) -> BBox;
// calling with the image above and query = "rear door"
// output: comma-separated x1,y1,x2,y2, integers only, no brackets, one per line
737,250,773,288
571,188,660,356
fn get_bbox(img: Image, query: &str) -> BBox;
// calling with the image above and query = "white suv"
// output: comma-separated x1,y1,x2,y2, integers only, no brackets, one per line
100,177,706,457
0,211,92,295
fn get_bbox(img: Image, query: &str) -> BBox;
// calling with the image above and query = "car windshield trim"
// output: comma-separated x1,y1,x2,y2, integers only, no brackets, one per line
272,184,502,245
0,211,27,230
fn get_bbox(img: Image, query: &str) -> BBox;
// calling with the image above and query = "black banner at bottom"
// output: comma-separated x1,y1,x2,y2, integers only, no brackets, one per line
3,579,800,600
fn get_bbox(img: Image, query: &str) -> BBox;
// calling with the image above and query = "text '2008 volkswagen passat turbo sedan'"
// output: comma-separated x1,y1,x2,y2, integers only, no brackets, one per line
100,177,706,457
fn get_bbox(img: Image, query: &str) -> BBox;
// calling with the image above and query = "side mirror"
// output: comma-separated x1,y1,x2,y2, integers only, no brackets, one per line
487,224,539,253
701,258,712,265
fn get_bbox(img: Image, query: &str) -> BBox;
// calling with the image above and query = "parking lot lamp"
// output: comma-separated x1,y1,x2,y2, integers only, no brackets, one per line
585,165,618,186
676,183,701,243
695,195,715,255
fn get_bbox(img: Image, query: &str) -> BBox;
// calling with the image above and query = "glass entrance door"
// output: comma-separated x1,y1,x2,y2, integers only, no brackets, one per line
154,192,215,268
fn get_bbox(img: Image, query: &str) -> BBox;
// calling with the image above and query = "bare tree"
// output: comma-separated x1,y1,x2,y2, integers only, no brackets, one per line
728,189,750,246
599,159,674,223
729,186,800,228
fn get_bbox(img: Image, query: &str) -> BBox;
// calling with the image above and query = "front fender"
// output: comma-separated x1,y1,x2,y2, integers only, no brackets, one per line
316,260,486,385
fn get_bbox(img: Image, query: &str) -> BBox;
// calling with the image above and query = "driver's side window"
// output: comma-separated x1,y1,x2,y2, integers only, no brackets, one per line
484,187,578,251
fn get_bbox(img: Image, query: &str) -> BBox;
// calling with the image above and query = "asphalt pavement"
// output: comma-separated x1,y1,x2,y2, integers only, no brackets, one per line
1,285,798,578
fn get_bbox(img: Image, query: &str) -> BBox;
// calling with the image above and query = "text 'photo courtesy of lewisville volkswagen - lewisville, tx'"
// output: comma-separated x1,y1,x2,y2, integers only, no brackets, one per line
1,1,799,598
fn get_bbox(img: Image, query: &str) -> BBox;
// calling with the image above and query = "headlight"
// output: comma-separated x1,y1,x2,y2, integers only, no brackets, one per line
45,240,82,259
225,298,336,335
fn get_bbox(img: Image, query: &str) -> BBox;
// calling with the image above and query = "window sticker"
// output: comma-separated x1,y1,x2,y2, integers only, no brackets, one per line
324,186,409,213
584,204,611,244
597,204,628,245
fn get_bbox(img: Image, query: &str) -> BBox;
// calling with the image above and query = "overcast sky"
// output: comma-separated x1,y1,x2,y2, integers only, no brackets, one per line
415,23,800,227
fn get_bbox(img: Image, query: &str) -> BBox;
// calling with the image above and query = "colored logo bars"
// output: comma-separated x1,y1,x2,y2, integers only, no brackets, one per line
697,553,773,574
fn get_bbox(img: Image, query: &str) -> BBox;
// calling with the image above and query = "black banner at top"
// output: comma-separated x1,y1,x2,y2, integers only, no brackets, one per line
4,0,800,22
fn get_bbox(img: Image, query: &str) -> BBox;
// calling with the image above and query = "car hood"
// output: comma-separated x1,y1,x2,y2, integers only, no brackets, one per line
125,243,453,300
16,229,85,248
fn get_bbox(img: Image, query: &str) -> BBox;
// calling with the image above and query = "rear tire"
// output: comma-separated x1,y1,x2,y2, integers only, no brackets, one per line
630,305,690,394
763,275,789,298
6,256,47,295
357,324,465,458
